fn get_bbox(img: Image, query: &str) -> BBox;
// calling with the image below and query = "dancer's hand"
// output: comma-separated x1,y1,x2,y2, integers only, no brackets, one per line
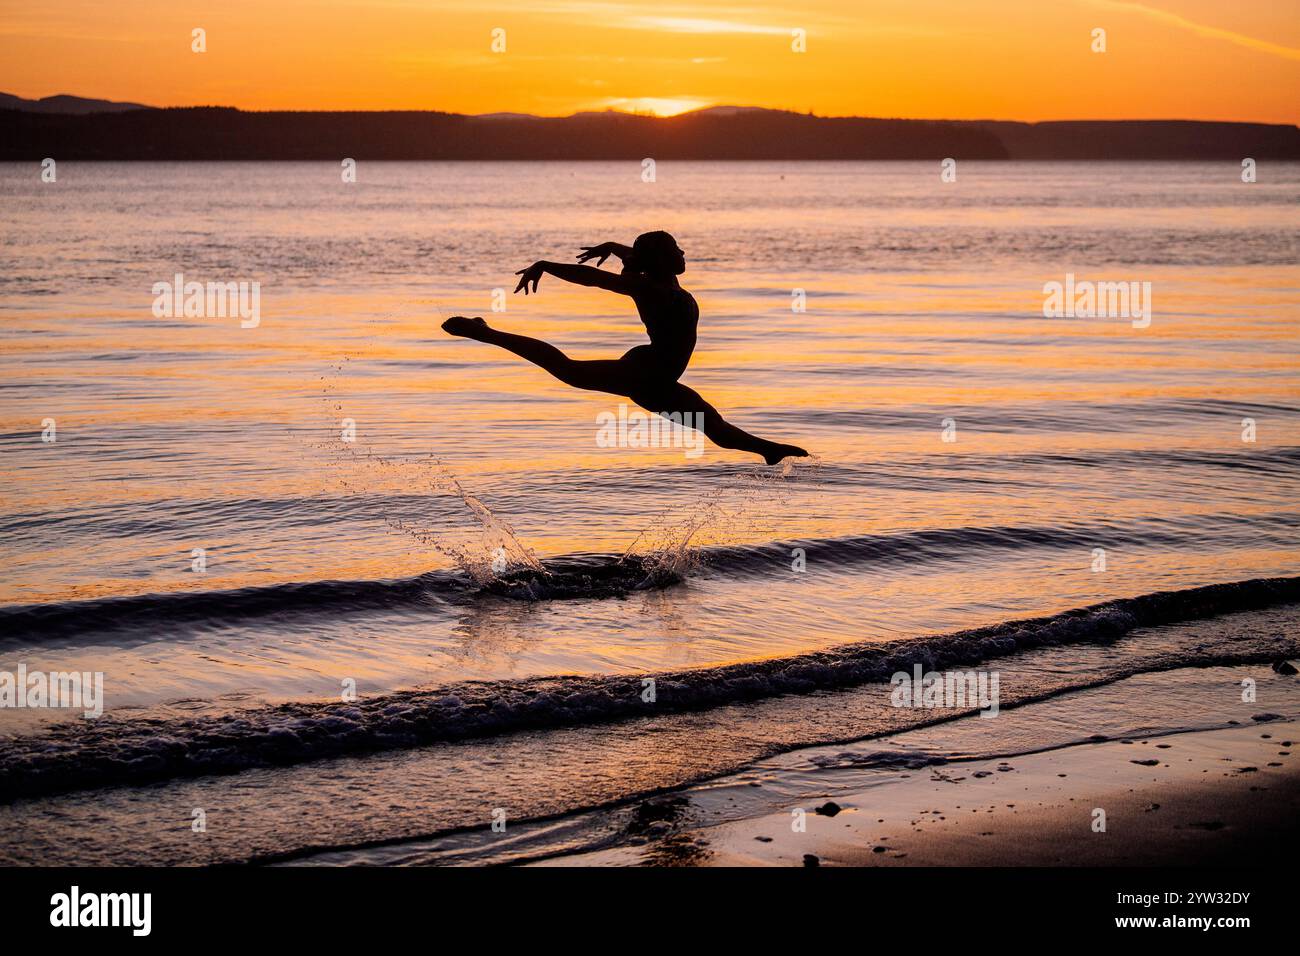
577,242,617,267
514,261,545,294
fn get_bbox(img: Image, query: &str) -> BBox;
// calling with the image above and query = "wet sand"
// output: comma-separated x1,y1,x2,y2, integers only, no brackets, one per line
544,719,1297,866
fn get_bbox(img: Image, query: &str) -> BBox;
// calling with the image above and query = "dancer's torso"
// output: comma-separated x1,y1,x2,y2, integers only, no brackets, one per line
630,287,698,382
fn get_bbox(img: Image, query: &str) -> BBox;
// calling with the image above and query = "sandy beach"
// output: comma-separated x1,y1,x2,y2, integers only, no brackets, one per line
689,723,1297,867
537,664,1299,867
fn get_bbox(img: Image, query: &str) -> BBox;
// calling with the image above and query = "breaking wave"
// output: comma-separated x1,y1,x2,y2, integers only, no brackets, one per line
1,575,1296,802
1,512,1288,642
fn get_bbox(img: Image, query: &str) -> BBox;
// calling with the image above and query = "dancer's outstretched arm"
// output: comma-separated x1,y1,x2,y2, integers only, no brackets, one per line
576,242,633,267
514,260,643,296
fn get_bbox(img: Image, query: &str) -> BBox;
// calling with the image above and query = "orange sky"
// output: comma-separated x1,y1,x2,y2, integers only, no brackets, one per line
2,0,1297,121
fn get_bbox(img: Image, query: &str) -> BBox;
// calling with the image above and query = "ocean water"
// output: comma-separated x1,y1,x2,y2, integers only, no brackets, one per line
0,161,1298,862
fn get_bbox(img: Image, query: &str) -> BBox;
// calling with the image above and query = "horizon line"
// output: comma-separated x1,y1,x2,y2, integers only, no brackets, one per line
4,92,1298,128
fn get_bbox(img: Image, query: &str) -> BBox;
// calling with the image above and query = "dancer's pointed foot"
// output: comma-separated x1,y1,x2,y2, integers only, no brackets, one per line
764,443,809,466
442,316,490,340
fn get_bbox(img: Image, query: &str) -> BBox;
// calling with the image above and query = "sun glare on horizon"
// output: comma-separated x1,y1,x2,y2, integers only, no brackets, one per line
598,97,713,117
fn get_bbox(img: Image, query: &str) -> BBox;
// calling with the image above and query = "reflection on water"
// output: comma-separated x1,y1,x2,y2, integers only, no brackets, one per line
0,160,1297,724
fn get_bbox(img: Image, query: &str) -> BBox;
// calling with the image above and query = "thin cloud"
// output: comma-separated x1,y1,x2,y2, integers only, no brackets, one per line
363,1,818,36
1086,0,1300,61
617,16,792,36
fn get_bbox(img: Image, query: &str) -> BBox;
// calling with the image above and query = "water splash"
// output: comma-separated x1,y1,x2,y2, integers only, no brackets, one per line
386,458,548,586
311,300,547,587
623,457,824,577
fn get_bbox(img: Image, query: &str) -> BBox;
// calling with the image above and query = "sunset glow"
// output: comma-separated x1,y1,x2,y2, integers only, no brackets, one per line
1,0,1297,121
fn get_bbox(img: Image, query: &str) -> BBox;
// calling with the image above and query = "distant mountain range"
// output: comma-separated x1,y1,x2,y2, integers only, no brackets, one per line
0,92,153,114
2,94,1297,160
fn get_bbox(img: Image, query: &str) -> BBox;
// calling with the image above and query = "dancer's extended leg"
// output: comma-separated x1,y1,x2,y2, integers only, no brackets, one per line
443,316,629,394
444,317,809,464
634,382,808,465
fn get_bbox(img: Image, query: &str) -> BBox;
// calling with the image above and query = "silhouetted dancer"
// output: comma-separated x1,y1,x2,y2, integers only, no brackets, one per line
442,231,809,464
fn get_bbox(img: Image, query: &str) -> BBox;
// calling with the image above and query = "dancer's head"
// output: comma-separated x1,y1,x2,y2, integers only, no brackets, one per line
625,231,686,277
